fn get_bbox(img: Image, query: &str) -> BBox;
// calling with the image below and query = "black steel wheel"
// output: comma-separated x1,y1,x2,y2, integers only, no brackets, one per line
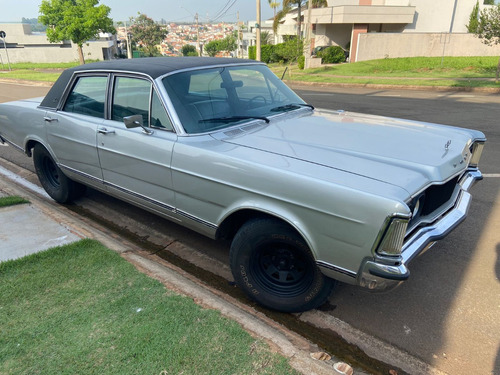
33,144,85,203
230,218,335,312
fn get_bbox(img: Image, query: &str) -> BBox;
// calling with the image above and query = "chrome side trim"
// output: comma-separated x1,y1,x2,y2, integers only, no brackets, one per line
317,261,357,279
104,180,176,213
59,163,218,230
0,137,24,153
176,210,218,230
59,164,104,185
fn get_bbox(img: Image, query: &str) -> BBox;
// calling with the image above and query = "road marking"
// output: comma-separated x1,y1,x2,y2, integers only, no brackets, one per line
484,174,500,178
0,165,50,198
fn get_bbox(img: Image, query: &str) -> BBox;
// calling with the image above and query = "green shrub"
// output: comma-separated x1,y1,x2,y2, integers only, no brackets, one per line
271,38,303,64
248,46,256,60
298,55,305,70
261,44,274,63
248,39,302,64
319,46,346,64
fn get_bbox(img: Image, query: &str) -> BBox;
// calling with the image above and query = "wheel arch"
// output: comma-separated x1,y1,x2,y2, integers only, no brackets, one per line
216,207,318,259
25,138,48,158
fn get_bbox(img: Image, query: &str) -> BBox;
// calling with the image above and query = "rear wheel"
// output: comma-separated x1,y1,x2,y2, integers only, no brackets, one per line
33,144,86,203
230,218,335,312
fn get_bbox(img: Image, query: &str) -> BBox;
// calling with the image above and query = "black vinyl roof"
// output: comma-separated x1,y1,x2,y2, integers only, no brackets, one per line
40,57,261,109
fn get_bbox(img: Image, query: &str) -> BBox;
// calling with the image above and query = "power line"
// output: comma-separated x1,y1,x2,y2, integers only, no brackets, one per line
211,0,239,22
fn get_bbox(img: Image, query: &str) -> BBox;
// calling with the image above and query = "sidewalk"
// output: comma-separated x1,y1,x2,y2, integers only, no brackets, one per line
0,192,81,262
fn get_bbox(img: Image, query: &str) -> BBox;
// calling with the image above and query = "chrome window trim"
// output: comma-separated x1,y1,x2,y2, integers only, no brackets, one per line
57,72,110,115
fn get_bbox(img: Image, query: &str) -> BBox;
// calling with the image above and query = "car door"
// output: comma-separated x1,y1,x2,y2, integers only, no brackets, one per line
45,74,107,188
97,75,177,215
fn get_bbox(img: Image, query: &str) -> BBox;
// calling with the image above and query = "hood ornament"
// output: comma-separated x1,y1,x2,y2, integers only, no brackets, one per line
444,140,452,150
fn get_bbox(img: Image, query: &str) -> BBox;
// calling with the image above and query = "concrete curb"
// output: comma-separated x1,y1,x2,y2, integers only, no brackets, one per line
285,80,500,94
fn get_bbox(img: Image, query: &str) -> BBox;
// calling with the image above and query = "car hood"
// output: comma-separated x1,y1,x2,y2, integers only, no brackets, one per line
212,109,482,196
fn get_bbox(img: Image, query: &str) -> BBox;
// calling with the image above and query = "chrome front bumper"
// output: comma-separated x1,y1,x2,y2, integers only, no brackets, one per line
358,170,482,292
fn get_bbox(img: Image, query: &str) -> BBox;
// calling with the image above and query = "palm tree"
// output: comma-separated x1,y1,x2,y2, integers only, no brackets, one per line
275,0,327,40
268,0,280,18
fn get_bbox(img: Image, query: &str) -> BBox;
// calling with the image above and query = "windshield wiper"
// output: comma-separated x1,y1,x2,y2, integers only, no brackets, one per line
199,116,270,124
270,103,315,112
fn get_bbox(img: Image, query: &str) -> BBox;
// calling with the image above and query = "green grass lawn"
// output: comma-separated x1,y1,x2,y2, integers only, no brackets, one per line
270,56,500,88
2,56,499,87
0,239,297,375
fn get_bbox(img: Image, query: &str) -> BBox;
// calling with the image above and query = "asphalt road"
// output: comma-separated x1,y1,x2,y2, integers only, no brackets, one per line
1,81,499,375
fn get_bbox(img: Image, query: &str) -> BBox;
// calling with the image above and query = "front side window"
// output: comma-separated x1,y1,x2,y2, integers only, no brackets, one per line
112,77,151,125
112,76,173,131
162,64,305,134
63,76,107,118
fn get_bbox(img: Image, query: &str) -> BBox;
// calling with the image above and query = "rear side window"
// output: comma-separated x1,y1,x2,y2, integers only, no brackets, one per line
62,76,107,118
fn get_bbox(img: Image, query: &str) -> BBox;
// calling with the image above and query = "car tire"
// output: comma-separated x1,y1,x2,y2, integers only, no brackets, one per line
33,144,86,203
230,218,335,312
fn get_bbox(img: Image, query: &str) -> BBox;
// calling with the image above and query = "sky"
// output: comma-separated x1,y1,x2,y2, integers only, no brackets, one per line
0,0,277,24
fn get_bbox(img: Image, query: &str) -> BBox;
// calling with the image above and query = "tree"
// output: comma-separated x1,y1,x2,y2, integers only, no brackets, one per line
274,0,327,39
467,1,480,33
22,17,47,32
129,14,168,57
204,35,237,57
39,0,115,65
473,4,500,81
484,0,495,5
261,31,271,45
181,44,198,56
204,40,220,57
268,0,280,19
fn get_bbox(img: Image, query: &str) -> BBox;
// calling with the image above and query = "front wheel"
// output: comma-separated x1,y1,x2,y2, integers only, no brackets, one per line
33,144,86,203
230,218,335,313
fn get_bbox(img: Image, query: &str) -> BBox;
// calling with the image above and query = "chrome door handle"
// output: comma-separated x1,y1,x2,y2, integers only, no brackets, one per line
44,116,58,123
98,127,115,135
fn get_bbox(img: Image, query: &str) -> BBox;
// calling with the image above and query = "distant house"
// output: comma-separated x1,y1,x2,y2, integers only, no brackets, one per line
0,23,117,64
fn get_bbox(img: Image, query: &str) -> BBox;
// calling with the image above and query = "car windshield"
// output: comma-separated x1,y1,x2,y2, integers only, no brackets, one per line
162,64,307,134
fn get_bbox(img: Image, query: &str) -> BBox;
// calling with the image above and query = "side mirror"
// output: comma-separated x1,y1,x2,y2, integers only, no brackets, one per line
123,115,153,135
123,114,143,129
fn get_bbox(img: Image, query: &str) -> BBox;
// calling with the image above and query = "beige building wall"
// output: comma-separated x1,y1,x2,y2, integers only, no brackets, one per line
0,24,116,64
403,0,490,33
356,32,500,61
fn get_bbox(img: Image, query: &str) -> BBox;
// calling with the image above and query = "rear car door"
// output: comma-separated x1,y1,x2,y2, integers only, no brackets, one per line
46,74,107,188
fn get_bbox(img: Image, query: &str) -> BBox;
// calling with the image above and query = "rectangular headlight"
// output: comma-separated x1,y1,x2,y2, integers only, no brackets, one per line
469,141,485,169
376,217,409,256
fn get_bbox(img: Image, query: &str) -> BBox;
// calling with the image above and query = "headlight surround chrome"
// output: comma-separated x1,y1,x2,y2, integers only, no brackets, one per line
376,217,409,256
469,141,485,169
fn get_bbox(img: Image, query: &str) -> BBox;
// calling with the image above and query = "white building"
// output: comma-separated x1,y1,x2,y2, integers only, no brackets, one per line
273,0,500,63
0,24,117,64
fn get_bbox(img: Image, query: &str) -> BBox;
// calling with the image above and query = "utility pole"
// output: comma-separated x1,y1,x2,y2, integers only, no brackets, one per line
304,0,313,68
237,11,241,58
256,0,261,61
195,13,200,56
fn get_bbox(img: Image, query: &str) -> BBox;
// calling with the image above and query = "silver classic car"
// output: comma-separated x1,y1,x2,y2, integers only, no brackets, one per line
0,57,486,312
